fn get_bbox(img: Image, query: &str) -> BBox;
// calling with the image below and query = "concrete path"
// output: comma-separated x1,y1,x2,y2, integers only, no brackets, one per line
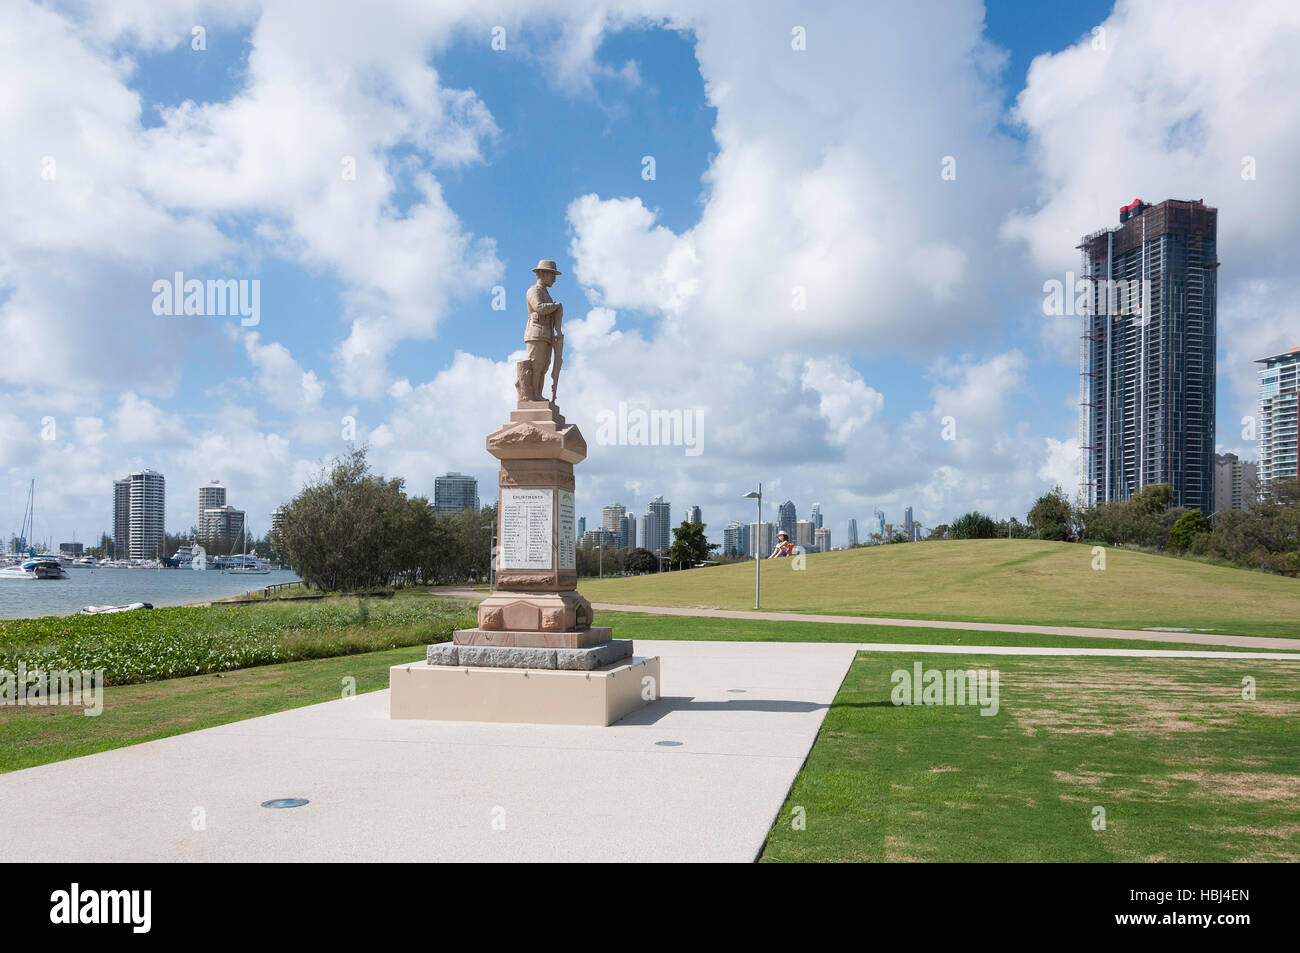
429,588,1299,652
0,640,857,863
854,643,1300,661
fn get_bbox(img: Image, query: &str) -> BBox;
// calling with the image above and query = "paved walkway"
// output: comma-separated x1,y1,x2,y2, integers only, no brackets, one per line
0,640,857,863
431,589,1300,652
854,643,1300,661
4,635,1293,863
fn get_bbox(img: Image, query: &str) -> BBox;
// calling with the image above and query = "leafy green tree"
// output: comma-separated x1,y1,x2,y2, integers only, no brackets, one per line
577,542,626,578
949,511,999,539
1028,486,1074,541
623,547,659,573
1169,511,1212,551
1130,483,1173,515
667,521,718,569
279,447,422,591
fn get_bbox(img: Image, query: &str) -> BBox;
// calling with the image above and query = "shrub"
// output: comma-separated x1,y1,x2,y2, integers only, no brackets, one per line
950,511,999,539
1028,486,1074,541
1169,511,1212,551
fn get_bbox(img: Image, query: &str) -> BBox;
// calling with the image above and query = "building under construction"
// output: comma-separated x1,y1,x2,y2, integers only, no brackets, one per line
1078,198,1218,514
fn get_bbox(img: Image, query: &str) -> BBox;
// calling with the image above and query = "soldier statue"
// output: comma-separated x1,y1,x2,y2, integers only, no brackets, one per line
521,259,564,403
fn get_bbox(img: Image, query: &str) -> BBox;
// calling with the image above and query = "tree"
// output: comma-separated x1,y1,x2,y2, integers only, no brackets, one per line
577,542,626,578
1028,486,1074,541
623,547,659,573
949,511,999,539
1130,483,1173,515
667,521,718,569
279,446,425,591
1169,511,1212,551
927,524,949,540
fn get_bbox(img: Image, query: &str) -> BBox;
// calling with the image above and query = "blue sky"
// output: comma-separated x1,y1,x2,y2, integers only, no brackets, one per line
2,0,1296,549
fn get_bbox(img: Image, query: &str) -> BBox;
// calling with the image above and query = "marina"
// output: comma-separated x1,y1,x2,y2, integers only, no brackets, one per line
0,565,301,620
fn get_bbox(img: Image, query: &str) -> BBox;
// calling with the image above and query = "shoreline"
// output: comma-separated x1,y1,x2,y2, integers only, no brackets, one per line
0,568,302,622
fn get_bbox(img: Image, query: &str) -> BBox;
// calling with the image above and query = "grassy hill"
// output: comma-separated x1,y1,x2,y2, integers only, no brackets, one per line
579,539,1300,639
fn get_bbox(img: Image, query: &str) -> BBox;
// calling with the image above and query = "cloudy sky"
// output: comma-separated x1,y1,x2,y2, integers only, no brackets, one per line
2,0,1297,548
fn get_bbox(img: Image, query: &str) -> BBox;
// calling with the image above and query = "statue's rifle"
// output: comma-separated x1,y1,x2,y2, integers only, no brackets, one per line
550,328,564,403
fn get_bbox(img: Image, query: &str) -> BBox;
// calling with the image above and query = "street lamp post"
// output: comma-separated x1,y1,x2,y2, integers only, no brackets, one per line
743,483,762,610
598,539,603,580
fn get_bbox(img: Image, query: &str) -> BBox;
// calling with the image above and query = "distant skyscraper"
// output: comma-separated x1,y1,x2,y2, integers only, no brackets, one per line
873,509,885,540
777,500,796,540
198,480,226,531
749,521,776,558
270,506,287,557
638,515,648,551
1256,347,1299,487
434,472,479,513
582,528,619,548
602,503,627,537
1079,198,1218,513
795,519,815,549
723,520,748,558
904,506,914,538
645,496,671,553
201,505,245,546
127,469,165,560
814,527,831,552
113,478,131,558
810,502,823,529
621,513,637,550
686,505,702,526
1214,453,1257,513
576,516,586,541
846,518,859,547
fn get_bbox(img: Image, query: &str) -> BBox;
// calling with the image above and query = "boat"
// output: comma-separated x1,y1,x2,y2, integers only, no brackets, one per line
0,555,68,579
76,602,154,615
227,521,271,574
75,556,96,567
1,480,67,580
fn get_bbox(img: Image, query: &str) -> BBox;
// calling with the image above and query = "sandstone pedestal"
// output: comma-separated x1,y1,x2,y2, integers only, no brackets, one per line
389,398,660,725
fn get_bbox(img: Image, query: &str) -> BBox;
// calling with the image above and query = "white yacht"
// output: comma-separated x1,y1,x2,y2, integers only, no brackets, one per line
0,555,68,579
227,523,271,574
1,481,67,579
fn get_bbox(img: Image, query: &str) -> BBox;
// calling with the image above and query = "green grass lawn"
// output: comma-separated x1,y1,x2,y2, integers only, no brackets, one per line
579,539,1300,639
761,651,1300,862
598,610,1299,654
0,645,423,774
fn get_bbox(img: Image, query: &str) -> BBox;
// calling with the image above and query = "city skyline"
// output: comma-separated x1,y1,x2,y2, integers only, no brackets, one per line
3,1,1295,549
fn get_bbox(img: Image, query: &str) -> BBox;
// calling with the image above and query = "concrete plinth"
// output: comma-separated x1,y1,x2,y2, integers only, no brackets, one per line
429,638,631,670
389,655,661,726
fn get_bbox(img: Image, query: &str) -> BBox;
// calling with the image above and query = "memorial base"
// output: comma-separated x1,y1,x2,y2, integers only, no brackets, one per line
388,655,661,726
453,625,611,649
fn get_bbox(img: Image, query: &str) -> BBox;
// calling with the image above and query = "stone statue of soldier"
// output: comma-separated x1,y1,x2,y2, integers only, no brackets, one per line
522,259,565,403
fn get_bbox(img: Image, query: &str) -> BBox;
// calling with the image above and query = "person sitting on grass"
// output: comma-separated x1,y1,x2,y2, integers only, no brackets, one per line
769,531,795,558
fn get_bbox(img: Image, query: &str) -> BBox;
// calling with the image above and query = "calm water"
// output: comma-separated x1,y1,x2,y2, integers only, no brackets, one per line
0,566,301,620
